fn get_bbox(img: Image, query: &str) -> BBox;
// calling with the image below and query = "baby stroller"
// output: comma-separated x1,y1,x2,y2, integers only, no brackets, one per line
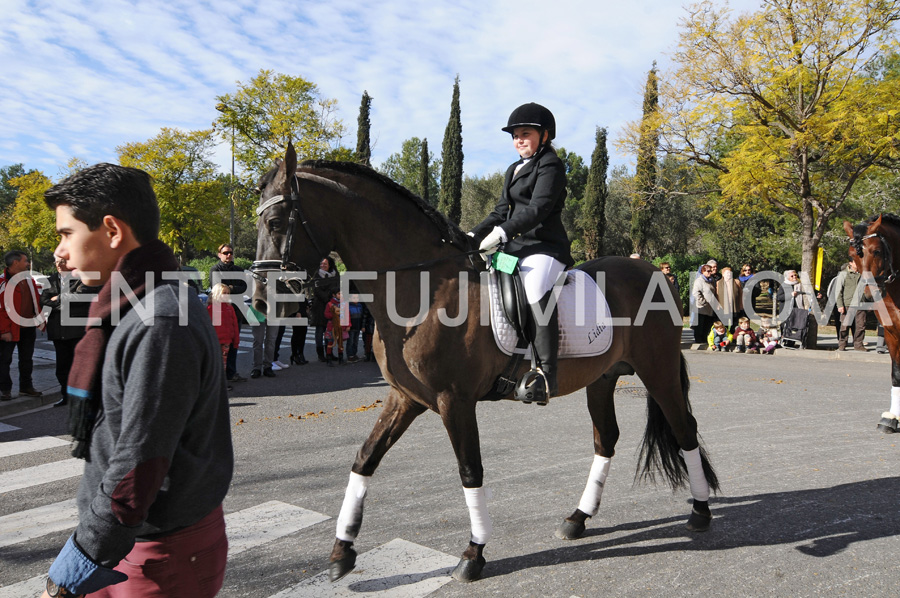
780,307,810,349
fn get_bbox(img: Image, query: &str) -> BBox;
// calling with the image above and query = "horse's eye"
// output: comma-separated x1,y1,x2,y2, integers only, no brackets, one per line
874,249,882,257
253,186,262,195
268,218,282,231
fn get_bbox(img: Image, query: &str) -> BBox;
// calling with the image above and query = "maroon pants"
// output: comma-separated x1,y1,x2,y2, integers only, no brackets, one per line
91,505,227,598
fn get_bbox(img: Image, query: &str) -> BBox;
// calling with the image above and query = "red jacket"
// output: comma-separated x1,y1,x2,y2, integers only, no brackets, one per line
207,301,240,347
0,269,43,342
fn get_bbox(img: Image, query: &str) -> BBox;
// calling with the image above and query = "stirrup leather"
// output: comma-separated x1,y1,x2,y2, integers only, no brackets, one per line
515,367,550,405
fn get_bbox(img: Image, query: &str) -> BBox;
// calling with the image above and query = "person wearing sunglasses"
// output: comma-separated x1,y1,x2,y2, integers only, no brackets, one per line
210,244,249,383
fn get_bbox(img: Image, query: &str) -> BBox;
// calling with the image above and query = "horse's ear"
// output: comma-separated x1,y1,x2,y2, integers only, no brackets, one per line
843,220,855,238
874,214,884,228
285,141,297,175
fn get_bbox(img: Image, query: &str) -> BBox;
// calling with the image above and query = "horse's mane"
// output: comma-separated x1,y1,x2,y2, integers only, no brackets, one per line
300,159,472,252
867,213,900,230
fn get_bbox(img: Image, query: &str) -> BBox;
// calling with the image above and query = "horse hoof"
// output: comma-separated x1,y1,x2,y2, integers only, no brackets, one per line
686,508,712,532
876,416,899,434
328,549,357,582
450,556,485,582
555,518,586,540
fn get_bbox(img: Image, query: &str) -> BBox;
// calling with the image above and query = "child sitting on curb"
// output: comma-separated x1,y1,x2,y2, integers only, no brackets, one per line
758,317,780,355
707,320,733,352
733,316,762,353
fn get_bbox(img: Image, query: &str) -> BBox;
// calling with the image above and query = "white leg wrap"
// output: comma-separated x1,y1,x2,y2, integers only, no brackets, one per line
335,472,370,542
577,455,611,516
463,486,492,545
681,448,710,502
891,386,900,418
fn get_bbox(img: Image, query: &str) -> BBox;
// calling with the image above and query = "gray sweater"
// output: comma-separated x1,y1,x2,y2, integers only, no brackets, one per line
74,283,233,567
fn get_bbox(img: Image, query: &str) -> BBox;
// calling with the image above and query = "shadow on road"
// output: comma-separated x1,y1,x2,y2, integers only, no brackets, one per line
483,476,900,578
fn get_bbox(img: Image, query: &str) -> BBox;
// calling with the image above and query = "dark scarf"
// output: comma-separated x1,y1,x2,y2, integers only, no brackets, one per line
68,240,179,460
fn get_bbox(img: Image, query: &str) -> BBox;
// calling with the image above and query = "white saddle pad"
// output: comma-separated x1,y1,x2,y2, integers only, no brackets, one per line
488,269,613,359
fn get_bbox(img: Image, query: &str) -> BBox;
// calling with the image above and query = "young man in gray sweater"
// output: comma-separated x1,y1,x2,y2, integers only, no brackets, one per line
41,163,233,598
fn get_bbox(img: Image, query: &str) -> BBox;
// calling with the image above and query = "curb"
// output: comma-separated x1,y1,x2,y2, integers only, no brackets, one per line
683,342,891,364
0,389,62,418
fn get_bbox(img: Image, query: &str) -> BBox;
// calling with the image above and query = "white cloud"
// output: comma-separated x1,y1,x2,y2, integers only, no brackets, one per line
0,0,764,177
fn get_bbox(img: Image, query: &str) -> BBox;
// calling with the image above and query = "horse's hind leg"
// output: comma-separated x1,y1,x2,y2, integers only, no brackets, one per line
329,388,426,582
556,363,629,540
876,358,900,433
633,353,718,532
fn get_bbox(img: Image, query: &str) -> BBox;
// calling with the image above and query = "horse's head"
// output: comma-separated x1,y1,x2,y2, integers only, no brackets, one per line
251,142,333,313
843,214,898,288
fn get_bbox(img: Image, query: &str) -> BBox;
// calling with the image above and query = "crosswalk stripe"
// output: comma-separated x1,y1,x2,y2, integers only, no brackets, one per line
0,436,70,458
0,459,84,495
0,499,78,549
0,423,20,433
226,500,330,557
268,538,458,598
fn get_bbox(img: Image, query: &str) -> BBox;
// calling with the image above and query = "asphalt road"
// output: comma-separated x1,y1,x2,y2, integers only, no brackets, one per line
2,348,898,597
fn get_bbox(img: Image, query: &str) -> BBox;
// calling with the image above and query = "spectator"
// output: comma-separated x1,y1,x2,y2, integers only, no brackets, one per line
40,257,101,407
738,263,762,314
361,302,376,362
248,305,278,378
629,253,641,259
691,264,717,343
758,316,780,354
324,289,349,366
707,320,733,352
717,266,743,330
347,293,364,362
309,256,340,362
660,262,680,299
0,250,44,401
207,283,240,390
775,269,811,315
706,259,722,284
836,260,869,351
288,284,310,365
42,162,232,597
210,243,248,383
733,316,762,353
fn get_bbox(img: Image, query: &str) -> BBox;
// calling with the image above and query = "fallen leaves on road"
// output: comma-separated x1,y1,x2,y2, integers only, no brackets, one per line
345,400,383,413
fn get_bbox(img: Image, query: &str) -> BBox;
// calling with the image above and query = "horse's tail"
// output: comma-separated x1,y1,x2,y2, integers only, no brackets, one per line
636,353,720,493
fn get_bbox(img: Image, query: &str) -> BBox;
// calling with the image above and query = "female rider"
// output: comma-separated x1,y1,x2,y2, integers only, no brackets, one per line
469,103,574,398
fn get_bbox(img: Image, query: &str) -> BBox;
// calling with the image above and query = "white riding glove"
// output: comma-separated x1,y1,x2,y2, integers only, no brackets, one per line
478,226,507,257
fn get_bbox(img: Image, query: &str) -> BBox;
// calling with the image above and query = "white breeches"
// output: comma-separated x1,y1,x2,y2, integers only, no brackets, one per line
519,254,565,304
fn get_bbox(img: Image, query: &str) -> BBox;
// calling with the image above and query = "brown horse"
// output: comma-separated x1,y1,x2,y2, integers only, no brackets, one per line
253,143,719,583
845,214,900,433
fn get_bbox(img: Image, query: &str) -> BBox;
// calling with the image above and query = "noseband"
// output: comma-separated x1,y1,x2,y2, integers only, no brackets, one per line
853,231,898,287
250,174,327,284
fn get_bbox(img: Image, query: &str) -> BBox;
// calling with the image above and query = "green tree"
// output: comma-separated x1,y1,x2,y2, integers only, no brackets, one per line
439,75,463,224
419,138,430,205
556,147,589,243
379,137,441,202
603,166,635,257
0,164,29,214
356,90,372,166
117,128,228,259
631,62,659,257
640,0,900,276
5,170,56,251
460,172,504,232
213,69,347,180
582,127,610,260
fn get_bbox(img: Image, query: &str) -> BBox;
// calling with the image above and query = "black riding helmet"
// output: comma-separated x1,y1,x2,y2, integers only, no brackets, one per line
501,102,556,141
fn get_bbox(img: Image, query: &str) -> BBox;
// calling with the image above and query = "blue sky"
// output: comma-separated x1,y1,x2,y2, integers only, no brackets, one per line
1,0,761,180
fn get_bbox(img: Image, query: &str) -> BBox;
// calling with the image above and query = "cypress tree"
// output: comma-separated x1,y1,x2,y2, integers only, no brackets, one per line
356,91,372,166
419,138,430,205
439,75,463,224
631,63,659,257
582,127,609,260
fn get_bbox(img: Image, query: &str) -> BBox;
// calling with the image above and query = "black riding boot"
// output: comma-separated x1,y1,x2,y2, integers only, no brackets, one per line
519,290,559,403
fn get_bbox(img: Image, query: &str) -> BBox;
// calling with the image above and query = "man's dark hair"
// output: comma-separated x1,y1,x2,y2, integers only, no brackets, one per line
43,163,160,244
3,250,26,268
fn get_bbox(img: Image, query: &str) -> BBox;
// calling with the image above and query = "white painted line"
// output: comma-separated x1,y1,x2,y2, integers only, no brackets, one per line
0,575,45,598
0,436,70,459
226,500,330,557
0,459,83,494
0,499,78,548
269,538,458,598
0,423,21,433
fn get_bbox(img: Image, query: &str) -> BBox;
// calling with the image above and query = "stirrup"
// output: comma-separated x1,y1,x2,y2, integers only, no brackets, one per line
515,368,549,406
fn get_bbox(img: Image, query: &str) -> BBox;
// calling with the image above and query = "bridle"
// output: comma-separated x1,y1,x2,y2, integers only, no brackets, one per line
250,173,327,284
852,230,898,287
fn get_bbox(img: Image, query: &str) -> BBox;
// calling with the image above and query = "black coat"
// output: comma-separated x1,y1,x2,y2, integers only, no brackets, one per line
471,147,574,267
209,261,248,295
40,273,101,341
307,272,340,327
